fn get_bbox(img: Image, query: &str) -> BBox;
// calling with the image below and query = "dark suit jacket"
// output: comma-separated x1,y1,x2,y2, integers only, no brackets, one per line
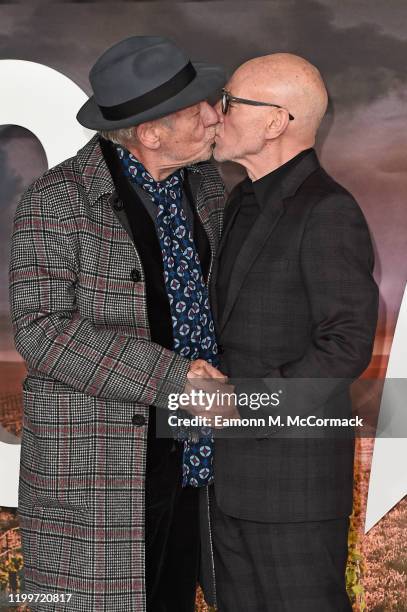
211,149,378,523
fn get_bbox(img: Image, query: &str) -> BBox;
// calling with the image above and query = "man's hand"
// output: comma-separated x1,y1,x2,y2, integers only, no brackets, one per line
181,359,241,427
187,358,227,382
187,382,241,427
185,358,228,396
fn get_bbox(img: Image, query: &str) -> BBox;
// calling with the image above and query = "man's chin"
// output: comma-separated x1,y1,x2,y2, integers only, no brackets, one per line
188,146,214,165
212,144,228,163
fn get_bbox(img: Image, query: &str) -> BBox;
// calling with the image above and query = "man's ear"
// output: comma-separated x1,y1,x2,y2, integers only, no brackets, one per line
136,122,161,150
265,108,290,140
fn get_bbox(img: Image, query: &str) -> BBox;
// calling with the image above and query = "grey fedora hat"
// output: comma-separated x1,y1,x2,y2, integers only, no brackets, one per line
77,36,226,130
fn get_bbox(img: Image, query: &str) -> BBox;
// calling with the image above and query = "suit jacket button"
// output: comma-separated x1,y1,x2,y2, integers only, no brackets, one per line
130,268,141,282
217,344,224,354
132,414,146,427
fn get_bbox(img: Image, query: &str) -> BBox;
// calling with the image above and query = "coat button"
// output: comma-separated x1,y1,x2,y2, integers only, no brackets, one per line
113,200,124,211
108,193,123,209
130,268,141,282
217,344,225,355
132,414,146,427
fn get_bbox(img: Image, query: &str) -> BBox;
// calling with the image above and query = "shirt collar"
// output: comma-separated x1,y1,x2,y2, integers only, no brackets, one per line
252,148,314,210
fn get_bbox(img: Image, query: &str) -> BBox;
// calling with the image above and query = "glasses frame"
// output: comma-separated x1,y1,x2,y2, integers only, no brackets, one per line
221,89,295,121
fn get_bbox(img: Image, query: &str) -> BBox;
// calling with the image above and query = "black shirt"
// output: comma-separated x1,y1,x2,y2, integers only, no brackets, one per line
216,149,313,318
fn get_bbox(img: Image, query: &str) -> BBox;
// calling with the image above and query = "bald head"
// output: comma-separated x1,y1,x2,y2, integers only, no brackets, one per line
233,53,328,142
213,53,328,177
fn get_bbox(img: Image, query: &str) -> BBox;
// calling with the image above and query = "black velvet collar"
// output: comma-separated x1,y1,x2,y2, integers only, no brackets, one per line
99,136,211,350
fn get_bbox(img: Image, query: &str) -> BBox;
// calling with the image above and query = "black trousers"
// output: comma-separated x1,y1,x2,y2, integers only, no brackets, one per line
211,487,352,612
145,440,200,612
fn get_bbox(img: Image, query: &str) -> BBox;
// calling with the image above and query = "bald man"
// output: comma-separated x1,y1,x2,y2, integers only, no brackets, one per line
204,54,378,611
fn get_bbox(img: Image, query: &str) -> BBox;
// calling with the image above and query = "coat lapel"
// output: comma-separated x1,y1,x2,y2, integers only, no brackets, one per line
76,134,116,204
187,168,218,263
185,169,211,282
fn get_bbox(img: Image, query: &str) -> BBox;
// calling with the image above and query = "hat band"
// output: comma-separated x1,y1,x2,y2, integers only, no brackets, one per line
99,61,197,121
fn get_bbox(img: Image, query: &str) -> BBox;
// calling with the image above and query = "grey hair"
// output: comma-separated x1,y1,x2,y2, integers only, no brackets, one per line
98,126,137,147
99,115,173,147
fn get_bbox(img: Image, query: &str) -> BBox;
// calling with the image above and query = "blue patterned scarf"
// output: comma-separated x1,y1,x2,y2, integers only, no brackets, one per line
117,145,218,487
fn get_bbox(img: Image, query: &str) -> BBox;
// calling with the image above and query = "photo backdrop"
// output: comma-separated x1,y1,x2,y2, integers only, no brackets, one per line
0,2,406,610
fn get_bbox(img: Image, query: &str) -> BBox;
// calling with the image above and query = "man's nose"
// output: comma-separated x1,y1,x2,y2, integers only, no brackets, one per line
213,99,224,124
201,101,219,127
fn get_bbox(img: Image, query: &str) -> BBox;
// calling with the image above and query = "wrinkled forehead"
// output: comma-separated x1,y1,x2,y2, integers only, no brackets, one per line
158,101,202,127
172,101,203,121
179,101,203,115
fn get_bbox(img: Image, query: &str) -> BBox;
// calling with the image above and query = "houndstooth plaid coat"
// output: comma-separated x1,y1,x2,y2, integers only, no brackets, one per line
9,135,225,611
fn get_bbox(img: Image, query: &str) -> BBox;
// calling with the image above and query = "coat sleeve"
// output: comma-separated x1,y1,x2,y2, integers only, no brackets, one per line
9,186,190,408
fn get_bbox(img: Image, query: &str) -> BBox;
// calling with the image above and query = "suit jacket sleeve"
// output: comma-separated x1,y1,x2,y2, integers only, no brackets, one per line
9,186,190,408
280,193,378,380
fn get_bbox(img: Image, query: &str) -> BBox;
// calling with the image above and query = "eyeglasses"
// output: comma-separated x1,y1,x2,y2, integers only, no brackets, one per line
221,88,295,120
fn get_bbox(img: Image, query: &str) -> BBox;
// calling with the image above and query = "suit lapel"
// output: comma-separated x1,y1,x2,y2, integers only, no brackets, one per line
217,194,284,333
209,194,242,326
217,149,320,334
216,195,243,261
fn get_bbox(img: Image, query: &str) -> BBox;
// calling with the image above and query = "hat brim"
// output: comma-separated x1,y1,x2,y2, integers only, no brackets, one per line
76,62,226,130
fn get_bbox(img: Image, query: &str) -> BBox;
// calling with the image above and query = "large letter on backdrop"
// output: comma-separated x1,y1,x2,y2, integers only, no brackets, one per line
0,59,92,507
365,283,407,531
0,60,405,527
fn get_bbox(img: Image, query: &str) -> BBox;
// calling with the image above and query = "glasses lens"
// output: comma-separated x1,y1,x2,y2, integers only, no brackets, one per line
221,93,228,114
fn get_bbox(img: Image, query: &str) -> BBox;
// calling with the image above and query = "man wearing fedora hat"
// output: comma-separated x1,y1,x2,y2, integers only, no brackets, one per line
10,36,228,611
